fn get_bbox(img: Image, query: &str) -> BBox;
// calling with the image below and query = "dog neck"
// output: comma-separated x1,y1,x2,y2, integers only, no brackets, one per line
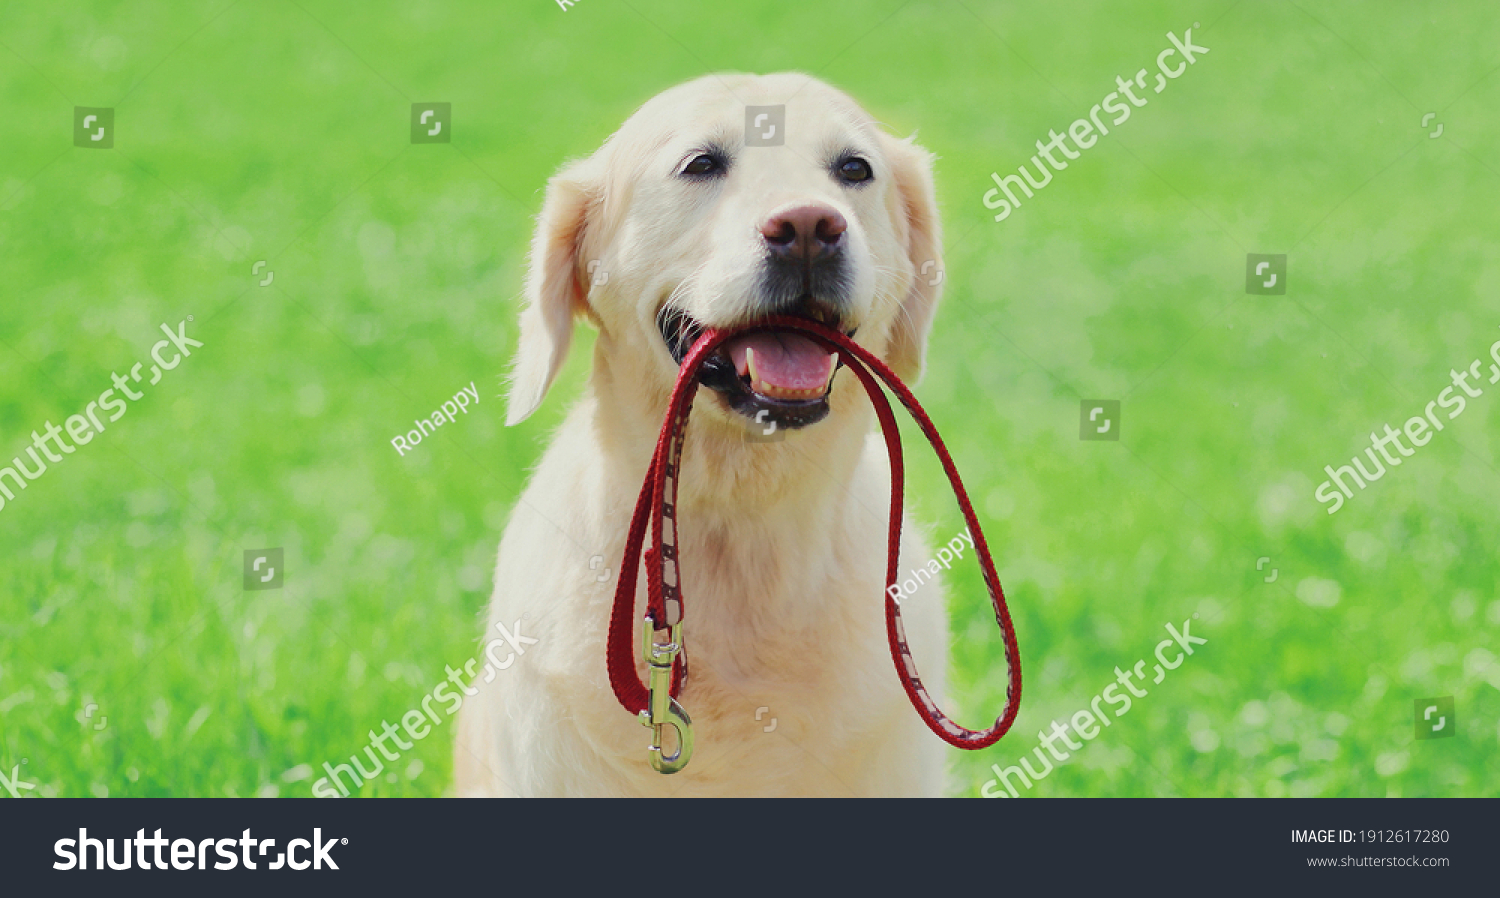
588,345,884,620
572,343,910,693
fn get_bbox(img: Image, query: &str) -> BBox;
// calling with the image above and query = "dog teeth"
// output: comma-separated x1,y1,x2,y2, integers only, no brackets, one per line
744,346,828,398
743,345,835,401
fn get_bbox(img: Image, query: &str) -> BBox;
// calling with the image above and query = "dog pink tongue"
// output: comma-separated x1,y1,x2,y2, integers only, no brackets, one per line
727,332,836,400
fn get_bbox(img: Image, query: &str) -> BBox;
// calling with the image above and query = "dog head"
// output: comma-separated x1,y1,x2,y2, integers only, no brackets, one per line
505,72,942,435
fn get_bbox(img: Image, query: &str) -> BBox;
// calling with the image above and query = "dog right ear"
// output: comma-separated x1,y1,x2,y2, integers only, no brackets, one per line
505,156,603,426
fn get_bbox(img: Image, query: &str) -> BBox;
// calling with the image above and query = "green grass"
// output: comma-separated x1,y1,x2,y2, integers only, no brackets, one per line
2,0,1497,797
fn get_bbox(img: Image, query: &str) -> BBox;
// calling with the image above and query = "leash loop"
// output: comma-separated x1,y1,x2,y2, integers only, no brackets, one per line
606,315,1022,773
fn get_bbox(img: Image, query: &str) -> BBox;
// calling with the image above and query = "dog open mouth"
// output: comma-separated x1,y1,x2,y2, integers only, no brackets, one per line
657,301,856,430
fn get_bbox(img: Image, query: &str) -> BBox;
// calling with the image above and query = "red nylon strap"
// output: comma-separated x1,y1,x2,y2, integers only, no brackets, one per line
606,316,1021,750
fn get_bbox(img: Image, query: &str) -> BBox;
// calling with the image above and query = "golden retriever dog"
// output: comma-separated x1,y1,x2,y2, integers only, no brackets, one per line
454,72,949,797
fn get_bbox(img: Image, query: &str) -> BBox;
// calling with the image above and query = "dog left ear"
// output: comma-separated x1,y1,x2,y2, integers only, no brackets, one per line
505,156,603,426
880,133,943,383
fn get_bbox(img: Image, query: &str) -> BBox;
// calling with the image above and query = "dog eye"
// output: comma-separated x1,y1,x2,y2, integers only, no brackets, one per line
681,154,724,177
836,157,873,184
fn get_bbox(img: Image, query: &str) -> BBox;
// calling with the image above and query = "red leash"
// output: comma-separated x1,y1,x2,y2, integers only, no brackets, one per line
607,316,1022,773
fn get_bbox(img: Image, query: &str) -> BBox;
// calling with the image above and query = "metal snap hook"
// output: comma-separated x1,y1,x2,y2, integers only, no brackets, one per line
639,623,694,774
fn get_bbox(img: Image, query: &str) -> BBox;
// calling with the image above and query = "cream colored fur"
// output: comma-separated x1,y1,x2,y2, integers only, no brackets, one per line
454,73,950,797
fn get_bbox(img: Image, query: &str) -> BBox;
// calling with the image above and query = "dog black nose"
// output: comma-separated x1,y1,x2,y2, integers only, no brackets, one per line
760,204,847,262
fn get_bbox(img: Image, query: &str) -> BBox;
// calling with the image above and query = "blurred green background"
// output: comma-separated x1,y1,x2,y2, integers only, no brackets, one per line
1,0,1497,798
